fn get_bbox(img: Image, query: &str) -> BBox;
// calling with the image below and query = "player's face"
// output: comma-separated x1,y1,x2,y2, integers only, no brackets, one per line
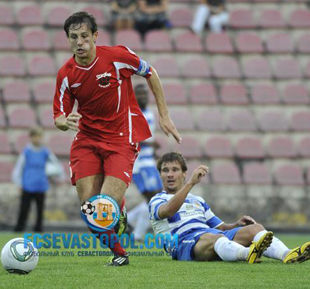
160,161,186,193
68,23,98,64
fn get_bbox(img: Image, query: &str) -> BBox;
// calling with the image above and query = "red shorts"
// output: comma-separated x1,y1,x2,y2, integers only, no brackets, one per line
69,134,140,186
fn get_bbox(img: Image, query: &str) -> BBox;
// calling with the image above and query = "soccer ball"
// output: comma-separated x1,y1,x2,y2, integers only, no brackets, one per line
81,201,95,215
1,238,39,274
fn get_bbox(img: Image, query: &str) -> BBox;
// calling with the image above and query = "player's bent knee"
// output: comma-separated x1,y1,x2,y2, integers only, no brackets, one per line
193,234,222,261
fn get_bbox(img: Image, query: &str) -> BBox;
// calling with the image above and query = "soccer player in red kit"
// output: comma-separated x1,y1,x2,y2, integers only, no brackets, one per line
53,12,181,266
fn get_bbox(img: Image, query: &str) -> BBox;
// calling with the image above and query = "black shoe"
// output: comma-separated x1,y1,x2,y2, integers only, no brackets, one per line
106,254,129,266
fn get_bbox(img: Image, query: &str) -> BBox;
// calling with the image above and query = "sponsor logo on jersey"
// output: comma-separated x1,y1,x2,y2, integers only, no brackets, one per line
96,72,111,88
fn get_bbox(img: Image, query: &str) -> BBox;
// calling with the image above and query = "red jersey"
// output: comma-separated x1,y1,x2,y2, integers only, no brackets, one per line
53,45,152,144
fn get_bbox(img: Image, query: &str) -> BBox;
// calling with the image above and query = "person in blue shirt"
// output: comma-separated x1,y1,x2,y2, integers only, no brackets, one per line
12,127,64,232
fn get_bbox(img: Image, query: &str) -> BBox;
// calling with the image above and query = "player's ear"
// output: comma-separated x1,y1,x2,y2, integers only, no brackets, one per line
93,31,98,43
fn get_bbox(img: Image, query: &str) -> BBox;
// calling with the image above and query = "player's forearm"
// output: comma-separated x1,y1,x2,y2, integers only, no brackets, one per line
217,222,239,231
54,115,69,131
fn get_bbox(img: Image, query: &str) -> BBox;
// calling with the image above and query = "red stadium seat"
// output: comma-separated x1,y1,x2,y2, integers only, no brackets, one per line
169,108,195,131
0,4,14,25
0,132,11,154
0,107,6,128
235,136,265,159
273,58,301,79
16,4,43,25
265,33,294,53
82,6,106,26
196,109,226,131
0,55,26,76
115,30,143,51
274,163,304,186
258,9,286,28
250,83,280,104
257,110,289,132
267,136,296,158
162,83,187,105
3,81,31,103
204,136,233,158
189,83,218,105
205,33,234,54
229,9,256,29
297,136,310,158
282,83,310,105
28,55,56,76
243,162,272,185
219,83,249,105
290,111,310,131
38,106,54,129
174,32,203,52
176,136,202,158
0,28,19,51
180,56,211,78
235,32,263,54
289,9,310,28
170,7,193,27
22,29,50,51
211,162,241,184
242,56,272,79
47,133,74,157
33,81,55,104
46,6,72,27
8,106,37,129
152,57,179,78
296,33,310,53
0,161,14,182
227,109,257,132
144,30,172,52
212,56,241,79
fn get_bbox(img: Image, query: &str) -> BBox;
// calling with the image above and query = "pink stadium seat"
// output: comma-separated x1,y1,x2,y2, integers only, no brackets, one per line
227,109,257,132
154,135,171,157
243,162,272,185
219,83,249,105
47,6,72,27
82,6,106,26
250,83,280,104
257,111,289,132
204,136,233,158
0,161,14,182
176,136,202,158
235,32,263,54
8,107,36,129
0,55,25,76
0,4,14,25
16,4,43,25
205,33,234,54
211,162,241,184
152,57,179,78
174,32,203,52
274,163,304,186
229,9,256,29
306,168,310,185
274,58,301,79
22,29,50,51
291,111,310,131
0,107,6,128
296,33,310,53
282,83,310,105
33,81,55,104
38,106,54,129
3,81,31,103
267,136,296,158
0,132,11,154
305,61,310,78
265,33,294,53
115,30,143,51
52,30,70,51
162,83,187,105
96,30,111,46
235,136,265,159
181,56,211,78
0,28,19,51
196,109,226,131
47,133,74,157
242,56,272,79
170,7,192,27
258,9,286,28
14,133,29,153
28,55,56,76
170,108,195,131
189,83,218,105
297,136,310,158
212,56,241,79
144,30,172,52
289,9,310,28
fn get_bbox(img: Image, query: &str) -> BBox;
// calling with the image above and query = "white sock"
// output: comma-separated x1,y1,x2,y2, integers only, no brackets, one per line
133,202,150,240
214,237,249,261
253,230,290,260
191,4,210,34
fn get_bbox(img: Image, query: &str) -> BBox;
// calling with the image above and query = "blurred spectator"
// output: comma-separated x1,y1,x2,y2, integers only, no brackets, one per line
135,0,170,37
191,0,229,34
12,127,64,232
110,0,137,30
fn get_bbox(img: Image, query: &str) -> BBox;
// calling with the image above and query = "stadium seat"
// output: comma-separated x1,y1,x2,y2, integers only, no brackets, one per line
0,28,19,51
189,83,218,105
169,108,195,131
52,30,70,51
2,81,31,103
162,83,187,105
47,133,74,157
296,33,310,53
196,109,226,131
46,6,72,27
33,81,55,104
235,136,265,159
0,132,11,154
144,30,172,52
96,30,111,46
227,109,257,132
265,33,294,54
16,4,43,25
235,32,263,54
258,9,286,28
0,55,25,76
180,56,211,78
22,29,50,51
290,111,310,131
28,55,56,76
204,136,233,158
211,162,241,184
170,7,193,27
297,136,310,158
82,6,106,26
250,83,280,104
212,56,241,79
38,106,54,129
229,9,256,29
0,4,14,25
0,107,6,128
305,61,310,78
115,30,143,51
242,162,272,185
205,33,234,54
154,134,171,157
8,106,37,129
273,57,301,79
219,83,249,105
282,83,310,105
242,56,272,79
267,136,296,158
289,9,310,28
14,133,29,153
174,32,203,52
306,168,310,185
176,136,202,158
0,161,14,182
152,56,179,78
273,163,304,186
257,110,289,132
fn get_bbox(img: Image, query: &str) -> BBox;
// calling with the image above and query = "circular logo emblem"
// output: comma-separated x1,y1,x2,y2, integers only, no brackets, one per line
10,239,34,262
80,195,120,232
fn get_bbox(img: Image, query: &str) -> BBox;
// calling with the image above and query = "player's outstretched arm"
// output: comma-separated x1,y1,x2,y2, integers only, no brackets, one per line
217,215,257,231
158,165,209,219
146,67,182,144
55,113,82,131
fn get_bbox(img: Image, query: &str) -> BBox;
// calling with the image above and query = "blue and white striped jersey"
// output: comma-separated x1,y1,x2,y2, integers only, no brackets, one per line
149,192,223,239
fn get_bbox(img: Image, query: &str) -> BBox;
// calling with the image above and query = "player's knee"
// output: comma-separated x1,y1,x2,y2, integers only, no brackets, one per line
194,234,221,261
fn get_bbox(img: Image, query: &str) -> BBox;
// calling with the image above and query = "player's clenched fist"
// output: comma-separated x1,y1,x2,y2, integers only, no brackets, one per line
188,165,209,186
66,113,82,131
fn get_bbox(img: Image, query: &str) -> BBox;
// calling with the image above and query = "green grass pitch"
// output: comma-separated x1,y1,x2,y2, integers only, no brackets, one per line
0,232,309,289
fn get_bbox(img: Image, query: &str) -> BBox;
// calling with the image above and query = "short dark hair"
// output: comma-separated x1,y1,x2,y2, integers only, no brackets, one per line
64,11,97,37
157,152,188,173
